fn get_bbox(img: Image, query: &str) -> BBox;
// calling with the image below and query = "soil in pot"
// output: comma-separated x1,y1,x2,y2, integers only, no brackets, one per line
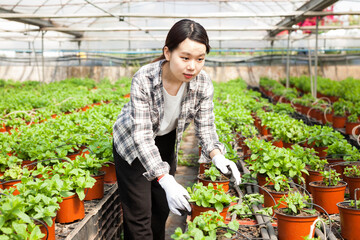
197,174,230,192
337,201,360,240
309,181,347,214
275,208,318,240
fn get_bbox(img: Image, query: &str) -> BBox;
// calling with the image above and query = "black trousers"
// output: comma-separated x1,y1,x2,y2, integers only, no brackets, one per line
113,129,177,240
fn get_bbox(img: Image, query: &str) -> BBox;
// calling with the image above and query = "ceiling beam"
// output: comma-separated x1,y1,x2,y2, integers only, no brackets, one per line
1,10,359,20
0,7,83,38
268,0,339,37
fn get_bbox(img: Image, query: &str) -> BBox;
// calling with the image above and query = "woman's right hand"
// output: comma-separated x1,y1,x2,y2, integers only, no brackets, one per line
158,174,191,216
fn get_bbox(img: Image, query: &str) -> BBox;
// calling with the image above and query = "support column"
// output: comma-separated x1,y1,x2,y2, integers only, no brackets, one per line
314,16,319,98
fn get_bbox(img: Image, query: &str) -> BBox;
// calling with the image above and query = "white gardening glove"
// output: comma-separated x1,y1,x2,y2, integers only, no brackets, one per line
158,174,191,216
212,154,242,185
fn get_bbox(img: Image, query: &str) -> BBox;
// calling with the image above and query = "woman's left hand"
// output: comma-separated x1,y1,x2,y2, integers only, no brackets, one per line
212,154,241,185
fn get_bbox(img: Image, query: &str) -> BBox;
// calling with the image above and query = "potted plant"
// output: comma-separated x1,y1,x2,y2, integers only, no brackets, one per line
0,190,45,239
307,125,342,158
343,165,360,200
49,161,96,223
197,165,230,192
187,182,238,221
0,165,30,195
309,169,347,214
171,210,240,240
274,192,319,240
263,175,292,208
345,113,360,135
337,195,360,240
332,99,350,128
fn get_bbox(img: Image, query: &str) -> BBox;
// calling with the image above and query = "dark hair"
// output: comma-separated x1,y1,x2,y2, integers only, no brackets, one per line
152,19,210,62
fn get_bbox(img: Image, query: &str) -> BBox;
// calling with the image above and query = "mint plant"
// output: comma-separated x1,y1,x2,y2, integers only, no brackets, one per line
275,192,317,216
344,165,360,177
203,165,227,181
320,169,341,186
187,182,238,213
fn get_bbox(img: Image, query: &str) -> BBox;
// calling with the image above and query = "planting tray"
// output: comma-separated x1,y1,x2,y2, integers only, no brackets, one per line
55,184,122,240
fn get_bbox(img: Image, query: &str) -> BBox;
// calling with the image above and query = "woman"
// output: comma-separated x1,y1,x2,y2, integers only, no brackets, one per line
113,19,241,240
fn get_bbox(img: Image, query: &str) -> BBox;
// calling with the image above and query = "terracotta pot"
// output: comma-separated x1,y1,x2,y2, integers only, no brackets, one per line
275,208,318,240
198,163,211,175
332,115,347,128
190,203,229,221
84,172,105,201
21,160,36,170
3,179,21,195
326,158,344,178
272,140,283,148
39,217,56,240
56,194,85,223
282,142,293,149
337,201,360,240
67,149,90,160
197,174,230,192
313,146,328,158
263,187,288,208
261,125,269,136
305,169,323,193
344,175,360,200
345,122,360,135
327,95,339,103
100,164,117,184
309,181,347,214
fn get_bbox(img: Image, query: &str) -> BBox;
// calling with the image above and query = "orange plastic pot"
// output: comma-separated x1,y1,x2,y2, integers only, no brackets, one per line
67,149,90,160
198,163,211,175
332,115,347,128
257,173,273,194
56,194,85,223
305,169,323,193
3,179,21,195
337,201,360,240
100,164,117,184
261,125,269,136
282,142,293,149
21,160,36,170
275,209,318,240
197,175,230,192
272,140,283,148
190,203,229,221
39,217,55,240
345,122,360,135
327,158,344,178
313,146,328,158
84,172,105,201
263,188,288,208
344,176,360,200
309,181,347,214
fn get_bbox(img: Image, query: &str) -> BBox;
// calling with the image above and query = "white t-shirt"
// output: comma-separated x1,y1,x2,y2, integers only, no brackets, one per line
157,82,187,136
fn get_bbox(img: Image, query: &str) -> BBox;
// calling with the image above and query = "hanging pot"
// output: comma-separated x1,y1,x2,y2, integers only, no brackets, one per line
275,208,318,240
309,181,347,214
337,201,360,240
56,194,85,223
190,203,229,221
84,171,105,201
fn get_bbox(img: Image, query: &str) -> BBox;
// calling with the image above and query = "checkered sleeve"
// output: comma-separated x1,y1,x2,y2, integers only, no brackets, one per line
130,74,170,181
194,76,226,162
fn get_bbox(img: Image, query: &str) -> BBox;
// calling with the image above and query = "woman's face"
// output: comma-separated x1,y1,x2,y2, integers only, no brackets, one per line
164,38,206,83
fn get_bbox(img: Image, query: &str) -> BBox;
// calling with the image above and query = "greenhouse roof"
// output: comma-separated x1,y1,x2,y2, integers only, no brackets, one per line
0,0,360,52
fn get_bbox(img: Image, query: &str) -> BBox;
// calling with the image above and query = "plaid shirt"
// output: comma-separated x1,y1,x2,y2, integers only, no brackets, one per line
113,59,225,181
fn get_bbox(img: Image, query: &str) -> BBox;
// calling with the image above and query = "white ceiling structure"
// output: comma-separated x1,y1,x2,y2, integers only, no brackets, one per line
0,0,360,53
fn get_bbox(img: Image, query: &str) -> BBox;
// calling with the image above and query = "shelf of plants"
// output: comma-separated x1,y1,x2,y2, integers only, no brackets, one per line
0,78,131,240
2,76,360,240
172,77,360,240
